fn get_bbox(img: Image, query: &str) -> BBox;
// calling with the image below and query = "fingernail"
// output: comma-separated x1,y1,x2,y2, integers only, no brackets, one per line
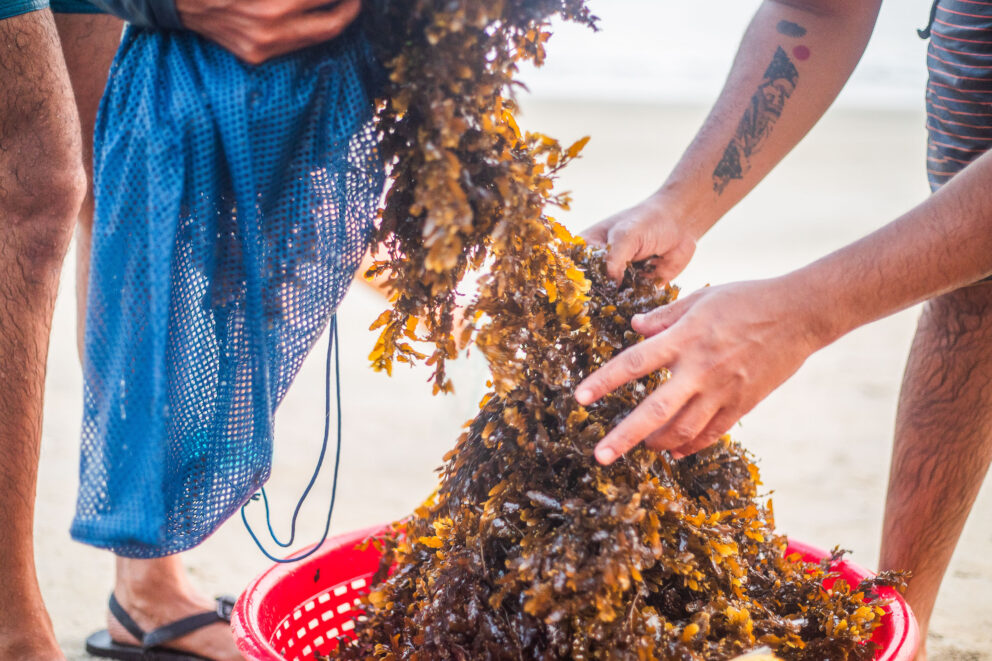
575,387,592,404
631,313,645,325
595,446,617,465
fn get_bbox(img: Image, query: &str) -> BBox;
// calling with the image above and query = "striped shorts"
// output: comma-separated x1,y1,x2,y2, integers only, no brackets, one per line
925,0,992,283
925,0,992,191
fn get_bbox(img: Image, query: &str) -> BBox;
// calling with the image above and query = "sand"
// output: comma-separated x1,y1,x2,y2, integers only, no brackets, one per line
37,99,990,660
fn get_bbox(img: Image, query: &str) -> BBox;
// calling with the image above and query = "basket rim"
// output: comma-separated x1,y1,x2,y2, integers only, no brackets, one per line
232,525,920,661
786,539,919,661
232,524,384,660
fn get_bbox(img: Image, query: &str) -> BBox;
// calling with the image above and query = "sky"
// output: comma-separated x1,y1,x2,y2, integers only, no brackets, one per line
520,0,935,110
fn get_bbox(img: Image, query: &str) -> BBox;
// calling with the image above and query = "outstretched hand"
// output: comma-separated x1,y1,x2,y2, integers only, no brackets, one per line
176,0,362,64
575,278,828,464
582,196,705,284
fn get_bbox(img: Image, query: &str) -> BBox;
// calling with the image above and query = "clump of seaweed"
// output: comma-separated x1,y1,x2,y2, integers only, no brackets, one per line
332,1,906,659
362,0,598,395
334,253,902,660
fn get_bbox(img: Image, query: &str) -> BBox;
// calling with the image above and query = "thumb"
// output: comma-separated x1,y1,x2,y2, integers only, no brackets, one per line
605,224,642,282
581,222,610,247
631,295,694,337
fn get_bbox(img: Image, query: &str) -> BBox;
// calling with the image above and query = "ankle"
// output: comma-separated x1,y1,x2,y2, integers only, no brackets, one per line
0,587,60,657
115,555,194,605
0,630,64,661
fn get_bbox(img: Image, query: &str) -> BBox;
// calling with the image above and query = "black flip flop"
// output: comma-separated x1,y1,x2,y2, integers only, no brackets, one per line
85,594,236,661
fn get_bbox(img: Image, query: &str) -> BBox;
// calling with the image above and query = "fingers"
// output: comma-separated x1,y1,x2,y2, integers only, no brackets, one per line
254,0,347,17
575,334,676,406
580,221,609,247
671,409,738,459
283,0,362,47
647,238,695,284
644,395,721,455
229,0,362,63
631,297,693,338
670,432,722,460
605,222,643,282
594,376,695,465
607,226,696,284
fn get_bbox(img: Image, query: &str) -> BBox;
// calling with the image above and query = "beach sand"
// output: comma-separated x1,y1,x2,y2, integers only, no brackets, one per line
38,99,990,660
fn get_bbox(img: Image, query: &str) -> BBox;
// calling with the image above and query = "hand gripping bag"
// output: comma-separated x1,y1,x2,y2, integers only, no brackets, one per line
71,25,385,557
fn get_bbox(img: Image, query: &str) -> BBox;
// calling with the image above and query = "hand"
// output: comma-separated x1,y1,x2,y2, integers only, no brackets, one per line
175,0,363,64
575,278,831,464
582,195,706,283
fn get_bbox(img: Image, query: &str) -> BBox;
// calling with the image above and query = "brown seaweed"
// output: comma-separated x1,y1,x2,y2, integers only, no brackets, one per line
332,253,901,660
326,2,906,659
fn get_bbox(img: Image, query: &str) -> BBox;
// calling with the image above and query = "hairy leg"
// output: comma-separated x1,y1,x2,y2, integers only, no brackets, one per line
53,12,119,359
55,16,243,659
879,283,992,660
0,9,86,660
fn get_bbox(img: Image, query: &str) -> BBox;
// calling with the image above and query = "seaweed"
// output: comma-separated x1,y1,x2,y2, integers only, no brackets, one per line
361,0,598,395
326,2,906,659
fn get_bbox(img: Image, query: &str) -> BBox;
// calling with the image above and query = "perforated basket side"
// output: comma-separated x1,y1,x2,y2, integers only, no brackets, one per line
233,527,920,661
269,573,374,660
232,525,385,661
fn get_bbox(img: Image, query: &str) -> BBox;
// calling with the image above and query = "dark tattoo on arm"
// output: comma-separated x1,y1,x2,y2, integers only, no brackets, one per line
776,20,807,38
713,47,799,194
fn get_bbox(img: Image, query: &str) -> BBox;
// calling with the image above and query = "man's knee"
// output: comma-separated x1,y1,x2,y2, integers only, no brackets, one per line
1,153,86,267
0,9,87,267
924,284,992,343
905,284,992,411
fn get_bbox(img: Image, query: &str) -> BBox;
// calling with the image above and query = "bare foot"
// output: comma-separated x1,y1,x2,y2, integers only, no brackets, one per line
0,582,65,660
108,555,243,661
0,632,65,661
0,641,65,661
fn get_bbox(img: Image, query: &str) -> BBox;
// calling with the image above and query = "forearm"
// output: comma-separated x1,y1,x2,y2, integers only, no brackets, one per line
654,0,880,234
792,151,992,347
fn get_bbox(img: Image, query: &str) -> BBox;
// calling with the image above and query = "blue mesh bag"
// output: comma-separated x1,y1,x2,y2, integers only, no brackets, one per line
71,25,385,557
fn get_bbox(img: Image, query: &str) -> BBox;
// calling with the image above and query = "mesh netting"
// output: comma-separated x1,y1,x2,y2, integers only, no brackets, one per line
70,25,384,557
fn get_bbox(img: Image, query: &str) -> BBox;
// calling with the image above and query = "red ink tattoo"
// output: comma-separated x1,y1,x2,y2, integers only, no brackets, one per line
793,45,810,61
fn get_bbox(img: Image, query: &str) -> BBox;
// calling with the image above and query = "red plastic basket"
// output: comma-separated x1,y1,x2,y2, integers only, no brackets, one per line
232,526,920,661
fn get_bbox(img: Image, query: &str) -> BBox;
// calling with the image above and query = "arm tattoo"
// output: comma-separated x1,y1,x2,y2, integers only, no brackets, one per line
713,47,799,194
776,20,807,38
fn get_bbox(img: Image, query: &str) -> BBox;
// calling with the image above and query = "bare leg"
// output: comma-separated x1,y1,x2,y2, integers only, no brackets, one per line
54,12,119,360
879,283,992,661
0,9,87,660
56,15,243,659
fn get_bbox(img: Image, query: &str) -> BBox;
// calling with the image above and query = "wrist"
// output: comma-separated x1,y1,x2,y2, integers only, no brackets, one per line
647,181,719,240
774,268,860,351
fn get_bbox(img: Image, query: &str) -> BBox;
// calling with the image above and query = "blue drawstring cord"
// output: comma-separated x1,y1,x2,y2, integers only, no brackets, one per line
240,314,344,563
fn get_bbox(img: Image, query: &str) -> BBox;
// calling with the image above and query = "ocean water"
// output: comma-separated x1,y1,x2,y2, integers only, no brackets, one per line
520,0,933,110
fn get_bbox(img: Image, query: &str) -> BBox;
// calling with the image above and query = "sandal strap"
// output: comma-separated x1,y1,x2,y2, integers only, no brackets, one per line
108,593,147,643
142,611,223,649
110,594,237,651
143,596,236,650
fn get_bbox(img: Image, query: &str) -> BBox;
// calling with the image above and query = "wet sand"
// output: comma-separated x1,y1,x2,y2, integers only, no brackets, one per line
38,99,990,660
